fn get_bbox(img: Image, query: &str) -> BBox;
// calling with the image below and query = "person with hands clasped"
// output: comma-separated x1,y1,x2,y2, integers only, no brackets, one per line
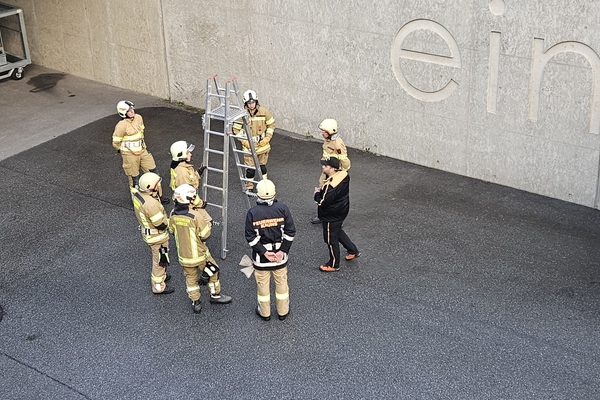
245,179,296,321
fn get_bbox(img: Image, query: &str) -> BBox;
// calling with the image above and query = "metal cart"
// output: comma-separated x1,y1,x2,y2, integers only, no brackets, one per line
0,2,30,81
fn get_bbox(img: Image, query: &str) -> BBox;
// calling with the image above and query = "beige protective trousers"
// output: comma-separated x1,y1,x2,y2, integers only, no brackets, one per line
149,241,169,293
121,150,164,197
243,152,269,189
255,267,289,318
183,261,221,302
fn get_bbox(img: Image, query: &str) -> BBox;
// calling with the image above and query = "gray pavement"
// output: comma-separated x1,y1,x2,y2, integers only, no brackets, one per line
0,65,599,400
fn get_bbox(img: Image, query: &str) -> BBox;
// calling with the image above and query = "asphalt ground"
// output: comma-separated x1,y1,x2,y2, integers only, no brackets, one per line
0,66,599,399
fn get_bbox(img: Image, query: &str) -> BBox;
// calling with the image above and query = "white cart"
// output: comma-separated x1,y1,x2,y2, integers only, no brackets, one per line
0,2,31,81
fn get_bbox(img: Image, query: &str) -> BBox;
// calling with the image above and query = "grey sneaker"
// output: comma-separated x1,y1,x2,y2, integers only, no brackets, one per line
210,294,232,304
310,216,321,224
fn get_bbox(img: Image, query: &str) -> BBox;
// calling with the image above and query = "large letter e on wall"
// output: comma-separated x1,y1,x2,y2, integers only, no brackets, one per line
391,19,461,102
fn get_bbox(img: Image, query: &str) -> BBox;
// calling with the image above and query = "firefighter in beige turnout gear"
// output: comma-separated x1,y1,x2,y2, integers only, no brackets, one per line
131,172,174,294
318,118,350,184
169,141,207,203
312,118,351,224
169,140,214,285
112,100,168,204
245,179,296,321
169,184,232,313
232,90,275,193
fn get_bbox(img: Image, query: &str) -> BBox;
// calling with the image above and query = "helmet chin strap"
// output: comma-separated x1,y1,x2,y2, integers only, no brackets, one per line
257,197,274,206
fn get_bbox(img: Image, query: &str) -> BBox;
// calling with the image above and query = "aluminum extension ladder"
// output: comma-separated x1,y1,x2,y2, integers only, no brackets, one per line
201,75,263,259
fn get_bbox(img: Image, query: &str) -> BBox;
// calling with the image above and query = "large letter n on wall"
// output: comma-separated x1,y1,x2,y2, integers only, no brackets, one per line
529,39,600,134
391,19,461,102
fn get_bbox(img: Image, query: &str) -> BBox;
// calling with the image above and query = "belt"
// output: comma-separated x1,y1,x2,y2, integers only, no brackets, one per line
139,226,165,235
263,242,282,251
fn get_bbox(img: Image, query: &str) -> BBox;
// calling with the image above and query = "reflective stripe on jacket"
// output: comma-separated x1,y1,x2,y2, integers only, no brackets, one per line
169,206,212,267
245,200,296,270
232,105,275,155
170,161,200,190
131,188,169,245
112,114,146,154
322,136,350,171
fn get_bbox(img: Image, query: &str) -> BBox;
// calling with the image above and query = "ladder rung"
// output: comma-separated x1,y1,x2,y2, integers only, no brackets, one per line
207,166,224,173
206,130,226,137
209,106,247,122
236,162,255,170
207,93,226,100
205,184,225,192
233,148,252,155
207,148,224,155
206,202,223,209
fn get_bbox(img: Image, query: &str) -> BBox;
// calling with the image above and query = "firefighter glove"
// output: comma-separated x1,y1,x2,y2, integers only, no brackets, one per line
197,165,207,176
204,261,220,277
158,246,170,267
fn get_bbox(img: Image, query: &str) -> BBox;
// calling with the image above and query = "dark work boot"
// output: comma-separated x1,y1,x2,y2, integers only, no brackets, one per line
154,285,174,295
311,216,321,224
278,309,289,321
256,307,270,321
191,300,202,314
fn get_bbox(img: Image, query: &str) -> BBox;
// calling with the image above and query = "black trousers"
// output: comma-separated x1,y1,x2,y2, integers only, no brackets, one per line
321,220,358,269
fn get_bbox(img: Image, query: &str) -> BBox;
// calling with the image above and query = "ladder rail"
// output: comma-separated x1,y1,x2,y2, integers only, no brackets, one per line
201,75,265,259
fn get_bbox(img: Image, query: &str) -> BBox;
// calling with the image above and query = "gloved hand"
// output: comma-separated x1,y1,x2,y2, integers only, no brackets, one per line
203,261,220,277
240,140,250,149
197,164,207,176
192,197,205,209
158,246,170,267
258,138,270,147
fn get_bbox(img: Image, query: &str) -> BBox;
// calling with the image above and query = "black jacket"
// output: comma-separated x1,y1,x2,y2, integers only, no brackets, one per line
314,171,350,222
245,200,296,270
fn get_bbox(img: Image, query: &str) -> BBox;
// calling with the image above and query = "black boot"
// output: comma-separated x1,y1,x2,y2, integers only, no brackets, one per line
191,300,202,314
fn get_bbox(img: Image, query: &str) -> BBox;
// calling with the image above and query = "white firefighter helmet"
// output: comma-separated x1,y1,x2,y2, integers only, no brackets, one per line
243,90,258,104
117,100,135,118
256,179,276,200
174,184,197,204
170,140,195,161
319,118,338,135
138,172,161,192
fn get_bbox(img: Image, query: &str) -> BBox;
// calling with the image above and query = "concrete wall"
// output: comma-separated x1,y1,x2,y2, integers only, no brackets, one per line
5,0,600,208
3,0,169,97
